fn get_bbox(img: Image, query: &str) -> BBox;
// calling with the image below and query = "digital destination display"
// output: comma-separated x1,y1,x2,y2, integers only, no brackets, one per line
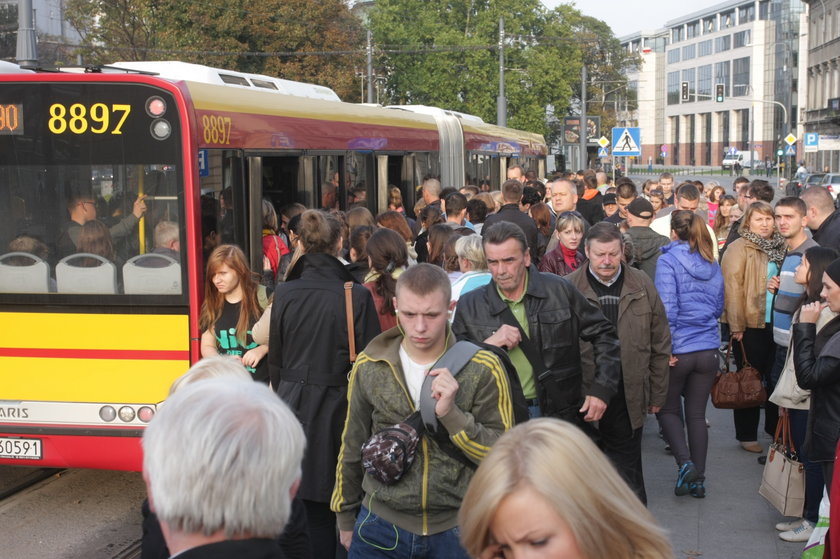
0,104,23,135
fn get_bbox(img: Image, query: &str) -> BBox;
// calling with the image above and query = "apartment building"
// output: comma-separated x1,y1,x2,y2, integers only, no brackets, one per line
622,0,804,168
802,0,840,172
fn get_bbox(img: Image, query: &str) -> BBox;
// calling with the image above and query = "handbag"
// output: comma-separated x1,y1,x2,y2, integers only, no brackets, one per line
710,338,767,409
768,336,810,410
759,410,805,517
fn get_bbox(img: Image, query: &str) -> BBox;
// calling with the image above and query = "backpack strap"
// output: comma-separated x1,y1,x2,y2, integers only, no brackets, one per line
418,340,481,434
344,282,356,363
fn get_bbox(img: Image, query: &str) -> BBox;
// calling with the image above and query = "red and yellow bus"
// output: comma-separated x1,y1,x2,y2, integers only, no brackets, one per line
0,61,546,471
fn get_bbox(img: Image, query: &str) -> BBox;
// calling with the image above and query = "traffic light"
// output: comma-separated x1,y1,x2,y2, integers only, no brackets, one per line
681,81,689,101
715,83,725,103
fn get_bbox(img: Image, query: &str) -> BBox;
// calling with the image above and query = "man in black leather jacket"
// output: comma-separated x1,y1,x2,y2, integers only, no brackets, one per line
452,221,621,422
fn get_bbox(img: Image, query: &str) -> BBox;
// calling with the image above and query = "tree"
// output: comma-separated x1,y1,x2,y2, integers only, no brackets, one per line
369,0,608,137
0,3,18,61
64,0,365,101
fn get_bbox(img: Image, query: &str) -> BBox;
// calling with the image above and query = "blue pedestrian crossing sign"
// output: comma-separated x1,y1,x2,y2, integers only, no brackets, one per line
611,127,641,156
598,147,609,158
785,145,796,156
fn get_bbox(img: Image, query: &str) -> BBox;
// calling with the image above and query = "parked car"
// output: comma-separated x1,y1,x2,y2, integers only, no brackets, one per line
790,173,826,196
819,173,840,202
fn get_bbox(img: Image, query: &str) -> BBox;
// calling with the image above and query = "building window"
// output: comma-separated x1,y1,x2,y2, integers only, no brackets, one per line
759,0,770,19
716,35,731,53
704,17,717,33
722,10,735,28
698,39,713,57
682,68,696,103
672,26,685,43
667,71,681,105
733,30,751,48
667,48,681,63
686,21,700,39
682,44,696,60
715,61,731,97
739,4,756,24
732,56,750,97
698,65,713,100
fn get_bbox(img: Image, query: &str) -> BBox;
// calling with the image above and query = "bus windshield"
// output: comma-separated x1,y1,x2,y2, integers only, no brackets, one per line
0,80,186,302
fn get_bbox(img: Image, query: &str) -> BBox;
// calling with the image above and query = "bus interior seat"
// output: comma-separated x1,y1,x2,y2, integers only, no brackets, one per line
56,254,118,294
0,252,50,293
123,254,181,295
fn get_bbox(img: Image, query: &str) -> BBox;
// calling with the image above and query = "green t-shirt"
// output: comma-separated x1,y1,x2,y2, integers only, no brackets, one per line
497,276,536,400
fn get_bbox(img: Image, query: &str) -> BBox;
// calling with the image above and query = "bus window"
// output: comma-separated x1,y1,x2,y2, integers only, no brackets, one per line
199,150,247,267
316,155,341,211
0,163,185,298
346,152,373,210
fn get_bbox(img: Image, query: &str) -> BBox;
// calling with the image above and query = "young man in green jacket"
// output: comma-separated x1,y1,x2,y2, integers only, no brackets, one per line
331,264,514,558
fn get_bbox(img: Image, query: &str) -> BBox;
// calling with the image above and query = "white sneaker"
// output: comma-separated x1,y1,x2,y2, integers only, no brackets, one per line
775,518,803,531
779,520,814,542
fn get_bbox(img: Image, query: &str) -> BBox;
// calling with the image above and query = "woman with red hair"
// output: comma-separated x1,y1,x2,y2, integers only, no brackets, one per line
199,244,268,383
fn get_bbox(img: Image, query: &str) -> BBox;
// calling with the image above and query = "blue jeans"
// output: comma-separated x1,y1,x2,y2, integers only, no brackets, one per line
349,506,469,559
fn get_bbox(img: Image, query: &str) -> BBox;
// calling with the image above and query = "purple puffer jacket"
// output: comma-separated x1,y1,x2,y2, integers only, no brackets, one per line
654,241,724,354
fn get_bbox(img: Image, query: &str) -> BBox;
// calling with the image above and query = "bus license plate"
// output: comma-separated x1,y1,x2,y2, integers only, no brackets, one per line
0,437,42,460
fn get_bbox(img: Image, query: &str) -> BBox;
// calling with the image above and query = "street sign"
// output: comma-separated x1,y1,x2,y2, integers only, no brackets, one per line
776,149,784,156
660,144,668,154
598,136,609,148
611,127,641,156
785,145,796,156
727,146,738,156
784,134,797,146
804,132,819,153
598,147,609,157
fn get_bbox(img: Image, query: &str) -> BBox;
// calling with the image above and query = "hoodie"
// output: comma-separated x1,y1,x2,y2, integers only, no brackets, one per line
626,226,670,281
654,241,725,354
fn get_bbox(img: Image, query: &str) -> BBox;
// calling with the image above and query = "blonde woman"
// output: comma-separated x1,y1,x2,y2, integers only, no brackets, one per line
459,418,672,559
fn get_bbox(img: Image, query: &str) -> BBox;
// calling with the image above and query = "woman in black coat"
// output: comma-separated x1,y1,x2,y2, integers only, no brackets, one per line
268,210,380,559
794,257,840,489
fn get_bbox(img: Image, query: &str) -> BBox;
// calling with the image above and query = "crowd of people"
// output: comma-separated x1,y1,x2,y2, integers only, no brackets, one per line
142,165,840,558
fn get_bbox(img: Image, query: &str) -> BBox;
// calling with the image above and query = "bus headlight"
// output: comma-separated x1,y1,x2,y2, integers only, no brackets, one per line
118,406,136,422
99,406,116,422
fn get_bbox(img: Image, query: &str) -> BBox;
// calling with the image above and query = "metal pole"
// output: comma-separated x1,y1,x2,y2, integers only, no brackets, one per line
366,29,374,104
16,0,38,68
497,17,506,127
580,64,587,170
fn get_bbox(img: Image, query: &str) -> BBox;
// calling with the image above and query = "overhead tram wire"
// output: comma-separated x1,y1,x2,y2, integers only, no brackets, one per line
42,33,599,61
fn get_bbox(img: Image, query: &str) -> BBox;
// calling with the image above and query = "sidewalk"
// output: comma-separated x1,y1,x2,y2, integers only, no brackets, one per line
644,402,809,559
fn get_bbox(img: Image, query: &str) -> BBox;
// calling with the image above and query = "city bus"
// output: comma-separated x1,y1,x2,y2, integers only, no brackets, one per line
0,61,546,470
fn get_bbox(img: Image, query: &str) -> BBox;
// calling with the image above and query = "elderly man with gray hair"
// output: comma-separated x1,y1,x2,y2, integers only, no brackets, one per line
142,378,306,558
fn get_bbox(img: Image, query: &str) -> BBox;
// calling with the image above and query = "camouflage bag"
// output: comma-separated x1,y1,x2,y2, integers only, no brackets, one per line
361,411,423,485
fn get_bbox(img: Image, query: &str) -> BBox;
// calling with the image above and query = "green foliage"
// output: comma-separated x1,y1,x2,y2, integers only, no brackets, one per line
369,0,634,139
0,3,18,60
63,0,364,100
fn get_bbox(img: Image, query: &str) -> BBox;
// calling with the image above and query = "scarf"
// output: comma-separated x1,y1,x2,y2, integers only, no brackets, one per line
561,244,580,271
740,229,787,267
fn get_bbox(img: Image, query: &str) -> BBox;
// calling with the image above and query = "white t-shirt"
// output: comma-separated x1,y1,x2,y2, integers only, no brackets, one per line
399,345,431,408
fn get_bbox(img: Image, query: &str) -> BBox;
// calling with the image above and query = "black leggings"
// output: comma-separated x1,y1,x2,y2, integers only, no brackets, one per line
657,349,718,479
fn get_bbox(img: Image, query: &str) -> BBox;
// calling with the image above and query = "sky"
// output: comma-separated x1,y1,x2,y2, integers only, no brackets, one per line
541,0,721,38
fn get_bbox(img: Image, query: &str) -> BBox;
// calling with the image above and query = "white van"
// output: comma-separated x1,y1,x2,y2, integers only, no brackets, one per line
721,150,760,170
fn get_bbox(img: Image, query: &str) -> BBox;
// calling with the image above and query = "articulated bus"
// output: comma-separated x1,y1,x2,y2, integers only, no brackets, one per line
0,61,546,471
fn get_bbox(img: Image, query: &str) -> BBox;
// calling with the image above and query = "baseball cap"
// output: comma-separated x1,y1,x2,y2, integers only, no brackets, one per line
627,197,654,219
603,193,617,205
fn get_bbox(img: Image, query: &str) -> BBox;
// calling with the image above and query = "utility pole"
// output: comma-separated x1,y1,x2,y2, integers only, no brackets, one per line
366,29,374,104
16,0,38,68
580,64,587,170
497,17,507,127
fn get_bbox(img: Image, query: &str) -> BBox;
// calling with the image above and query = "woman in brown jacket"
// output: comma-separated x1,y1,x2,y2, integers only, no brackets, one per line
721,201,787,452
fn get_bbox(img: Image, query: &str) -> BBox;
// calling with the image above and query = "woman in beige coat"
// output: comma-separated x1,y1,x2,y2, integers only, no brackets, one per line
721,201,787,452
